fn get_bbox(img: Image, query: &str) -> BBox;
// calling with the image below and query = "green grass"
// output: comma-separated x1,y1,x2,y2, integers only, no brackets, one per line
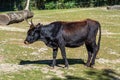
0,7,120,80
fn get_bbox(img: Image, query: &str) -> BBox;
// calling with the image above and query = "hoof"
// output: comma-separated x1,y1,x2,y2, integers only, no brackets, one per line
64,65,69,69
85,63,91,67
85,64,94,68
51,64,55,69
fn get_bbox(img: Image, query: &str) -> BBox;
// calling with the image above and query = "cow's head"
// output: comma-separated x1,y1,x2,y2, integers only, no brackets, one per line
24,19,42,44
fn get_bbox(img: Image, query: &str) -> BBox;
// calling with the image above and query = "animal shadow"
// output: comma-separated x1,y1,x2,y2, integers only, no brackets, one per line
19,58,85,67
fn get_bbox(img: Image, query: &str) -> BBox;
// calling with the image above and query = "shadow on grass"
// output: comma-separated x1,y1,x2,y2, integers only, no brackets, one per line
19,59,120,80
50,69,120,80
19,58,85,67
51,75,86,80
84,69,120,80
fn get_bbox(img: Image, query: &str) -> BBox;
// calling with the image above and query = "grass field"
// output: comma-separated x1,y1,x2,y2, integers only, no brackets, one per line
0,7,120,80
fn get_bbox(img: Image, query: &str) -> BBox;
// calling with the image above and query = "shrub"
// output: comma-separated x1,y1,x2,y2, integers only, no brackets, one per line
64,1,76,9
45,2,56,9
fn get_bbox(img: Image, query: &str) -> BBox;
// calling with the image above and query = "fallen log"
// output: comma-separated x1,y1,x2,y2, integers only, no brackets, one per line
0,10,33,25
107,5,120,10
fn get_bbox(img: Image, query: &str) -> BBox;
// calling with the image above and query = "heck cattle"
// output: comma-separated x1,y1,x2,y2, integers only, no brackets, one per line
24,19,101,68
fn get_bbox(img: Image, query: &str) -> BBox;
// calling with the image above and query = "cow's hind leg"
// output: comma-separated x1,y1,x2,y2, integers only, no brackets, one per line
90,42,98,67
85,41,98,67
85,43,93,67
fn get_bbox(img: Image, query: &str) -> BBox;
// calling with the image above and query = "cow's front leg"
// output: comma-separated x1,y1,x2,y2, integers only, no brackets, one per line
51,47,58,68
58,41,69,68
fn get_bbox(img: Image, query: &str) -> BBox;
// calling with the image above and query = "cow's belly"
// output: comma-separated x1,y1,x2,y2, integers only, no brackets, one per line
62,31,88,48
65,41,84,48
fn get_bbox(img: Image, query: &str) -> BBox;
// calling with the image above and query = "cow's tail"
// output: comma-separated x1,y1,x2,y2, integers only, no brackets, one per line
97,22,101,51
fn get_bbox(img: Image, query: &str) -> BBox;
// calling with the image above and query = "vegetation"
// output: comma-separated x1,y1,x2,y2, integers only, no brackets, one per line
0,8,120,80
0,0,120,11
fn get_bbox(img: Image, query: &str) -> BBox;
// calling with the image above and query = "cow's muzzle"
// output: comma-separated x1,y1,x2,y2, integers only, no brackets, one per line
24,41,29,45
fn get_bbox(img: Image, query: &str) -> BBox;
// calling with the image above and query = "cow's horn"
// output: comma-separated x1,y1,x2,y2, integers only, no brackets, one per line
30,19,34,26
25,18,32,25
30,19,35,28
25,19,35,28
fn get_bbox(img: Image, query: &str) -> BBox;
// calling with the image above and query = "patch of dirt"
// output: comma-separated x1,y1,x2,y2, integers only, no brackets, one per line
0,48,4,52
51,68,65,78
0,40,8,45
31,47,48,55
22,45,39,50
0,25,26,32
41,67,65,78
96,58,120,64
0,55,4,63
45,75,52,79
102,30,120,35
104,22,120,26
0,63,39,74
40,66,75,79
107,48,120,56
0,38,24,45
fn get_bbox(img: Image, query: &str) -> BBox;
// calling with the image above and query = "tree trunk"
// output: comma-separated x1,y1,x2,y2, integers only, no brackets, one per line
0,0,33,25
25,0,30,10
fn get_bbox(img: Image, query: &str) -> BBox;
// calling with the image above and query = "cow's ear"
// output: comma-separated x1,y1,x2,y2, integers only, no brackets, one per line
36,23,41,28
38,23,41,25
36,23,43,28
38,23,43,26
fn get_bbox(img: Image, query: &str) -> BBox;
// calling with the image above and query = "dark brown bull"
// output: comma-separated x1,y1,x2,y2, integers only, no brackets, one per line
24,19,101,68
